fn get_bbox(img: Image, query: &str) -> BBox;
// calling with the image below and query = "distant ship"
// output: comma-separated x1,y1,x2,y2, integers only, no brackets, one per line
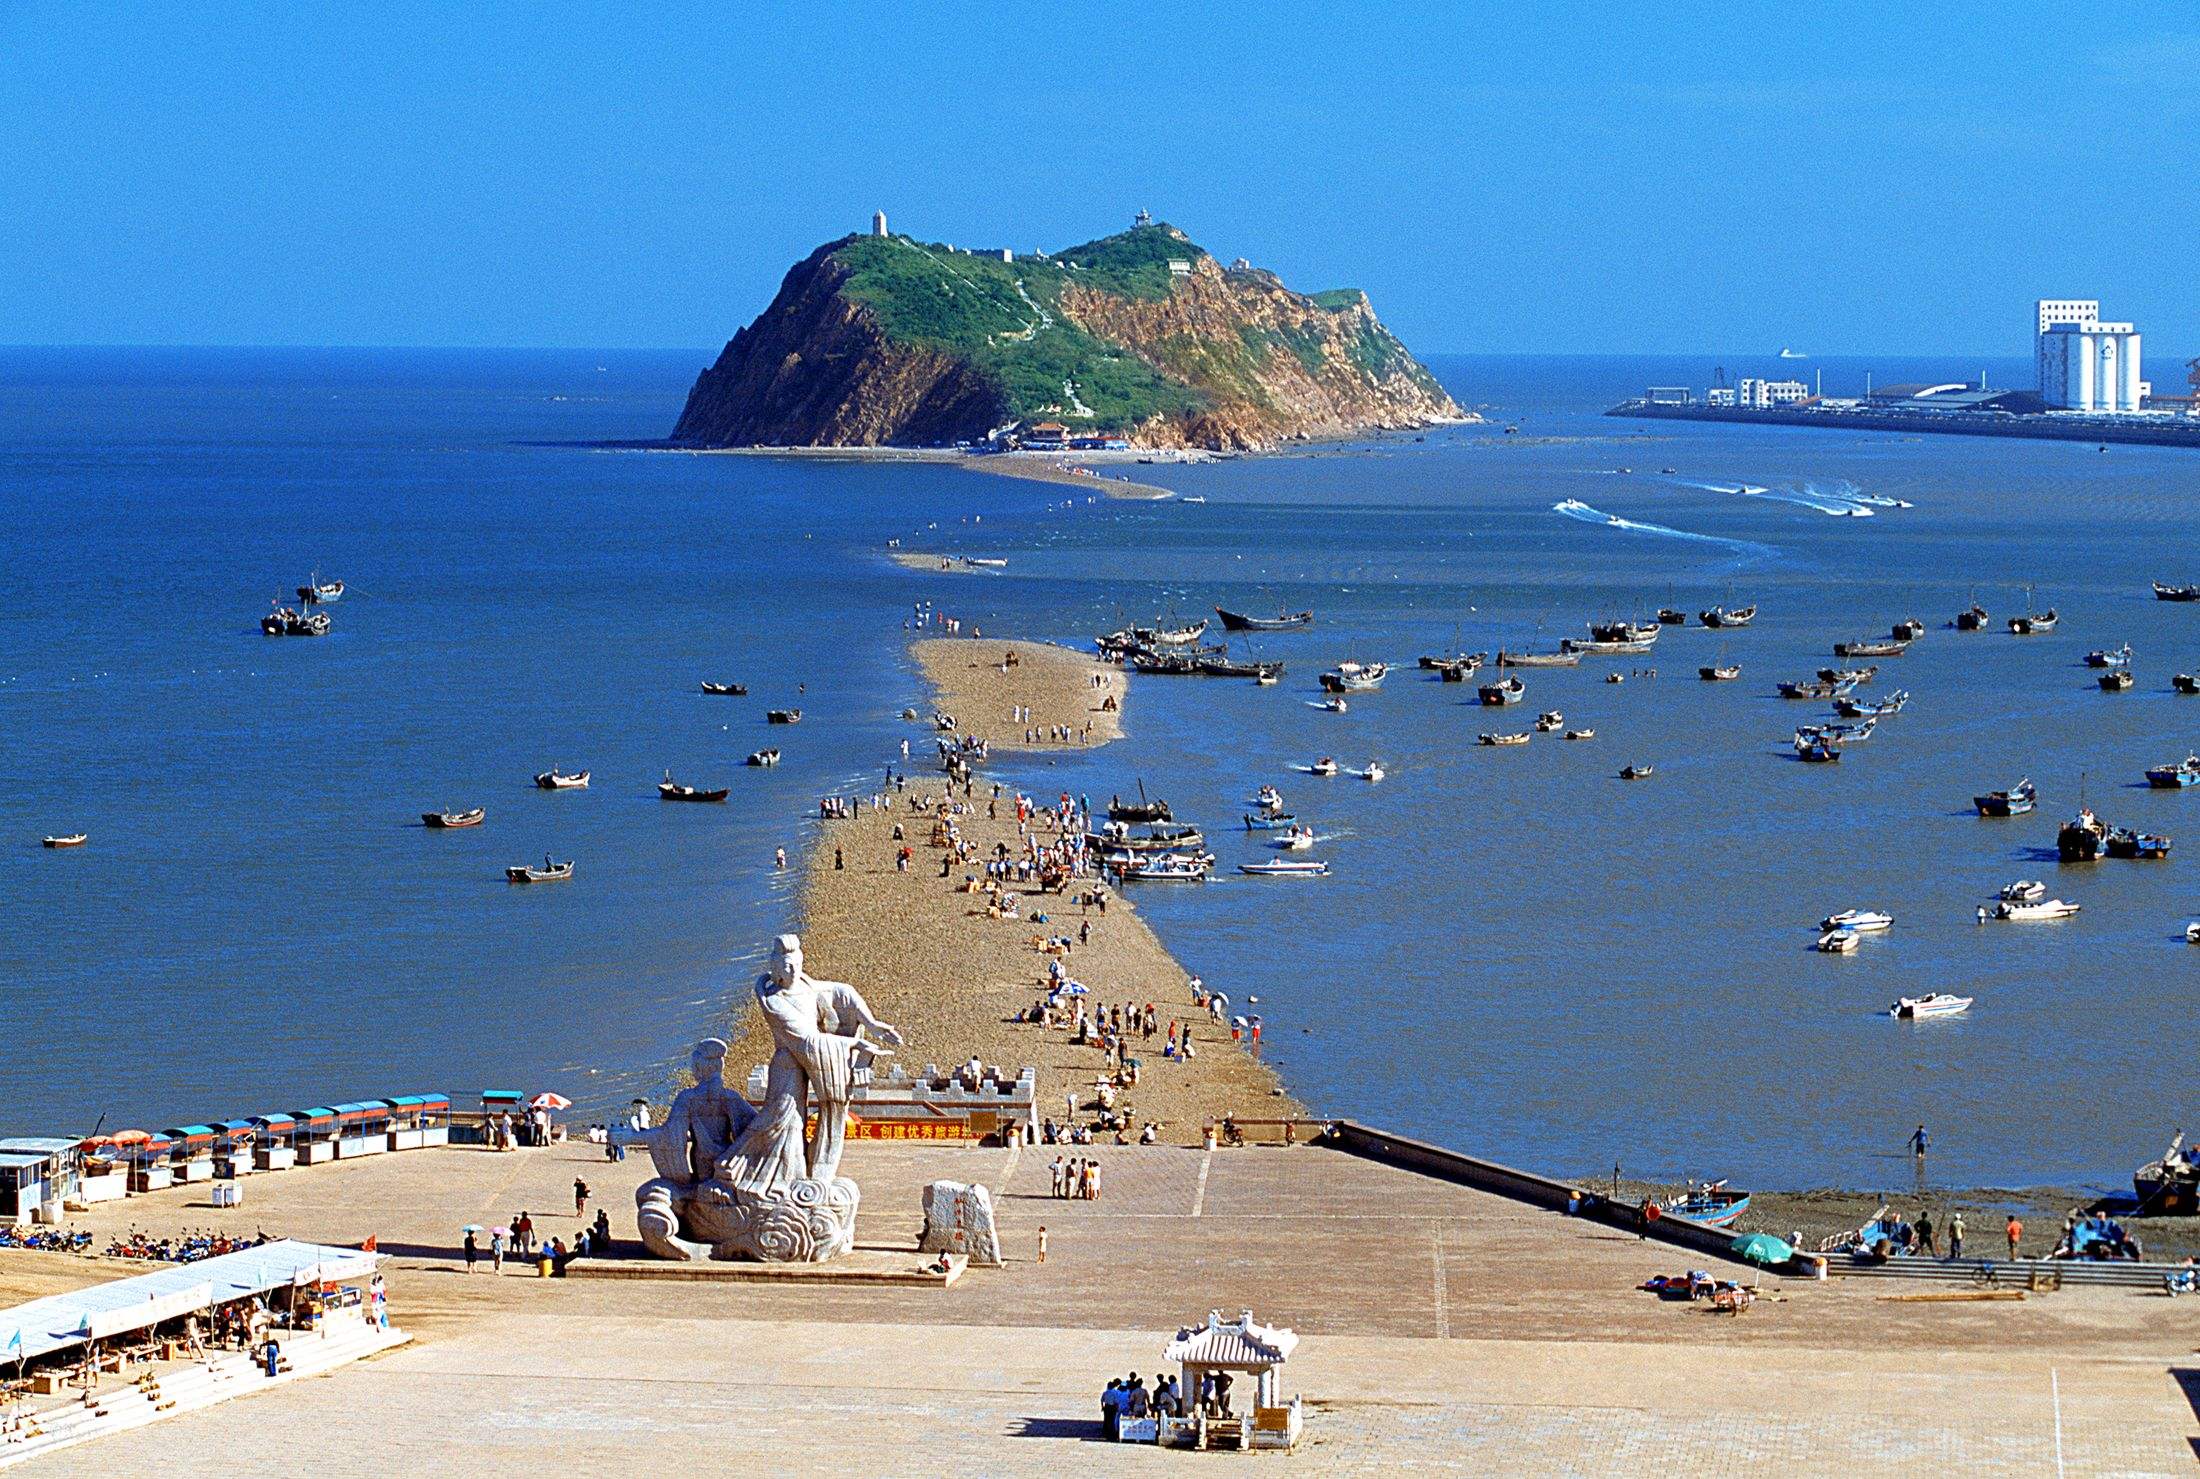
1778,348,1808,360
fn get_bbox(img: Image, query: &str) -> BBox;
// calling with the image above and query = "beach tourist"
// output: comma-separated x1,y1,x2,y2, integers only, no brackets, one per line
1101,1378,1122,1439
1909,1123,1929,1160
574,1178,589,1217
2006,1214,2023,1259
1916,1210,1937,1257
1037,1225,1047,1263
515,1210,535,1256
489,1226,505,1273
834,846,844,870
463,1228,478,1272
774,847,786,869
1949,1212,1966,1259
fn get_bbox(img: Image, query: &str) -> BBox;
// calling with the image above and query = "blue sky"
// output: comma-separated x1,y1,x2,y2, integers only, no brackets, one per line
4,3,2196,357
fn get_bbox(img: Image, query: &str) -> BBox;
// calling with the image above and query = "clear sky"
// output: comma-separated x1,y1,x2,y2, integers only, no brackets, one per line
5,3,2196,357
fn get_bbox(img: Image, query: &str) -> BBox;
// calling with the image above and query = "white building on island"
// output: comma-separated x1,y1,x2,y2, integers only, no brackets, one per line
2037,299,2143,413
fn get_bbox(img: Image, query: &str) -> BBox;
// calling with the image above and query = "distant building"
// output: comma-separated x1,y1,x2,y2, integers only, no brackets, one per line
1167,259,1192,277
1643,386,1692,406
1021,422,1069,450
997,249,1013,262
2036,299,2142,412
1736,377,1808,408
871,210,888,238
1704,386,1738,408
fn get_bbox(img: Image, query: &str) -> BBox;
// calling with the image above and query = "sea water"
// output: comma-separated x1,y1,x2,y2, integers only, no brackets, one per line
4,347,2194,1192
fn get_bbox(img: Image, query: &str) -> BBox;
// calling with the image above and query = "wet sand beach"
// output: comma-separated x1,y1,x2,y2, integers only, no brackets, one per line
726,637,1303,1140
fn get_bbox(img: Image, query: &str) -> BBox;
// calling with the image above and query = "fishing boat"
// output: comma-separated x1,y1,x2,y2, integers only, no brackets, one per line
507,858,574,883
422,807,486,829
1994,897,2081,920
1833,689,1908,719
2190,923,2200,944
2145,756,2200,789
1817,666,1878,686
1317,697,1349,713
1564,728,1595,740
746,749,781,767
1106,791,1172,823
1891,618,1925,642
1820,909,1892,933
2008,608,2058,635
2058,807,2107,861
41,833,86,848
260,604,331,637
659,773,730,803
1195,656,1286,681
1319,661,1388,692
1271,825,1316,851
1794,718,1875,750
534,769,590,789
1477,677,1526,706
296,575,344,604
2178,674,2200,695
1303,758,1339,777
1349,764,1386,782
1666,1180,1751,1227
2085,644,2133,669
1251,785,1284,812
1243,811,1298,830
1563,637,1656,656
1604,673,1624,684
2152,582,2200,603
1832,638,1908,658
1419,651,1477,670
1093,822,1207,854
700,681,748,696
1238,859,1329,877
1998,879,2046,903
1534,710,1564,732
1149,620,1211,646
2099,669,2136,692
1112,852,1213,882
1619,764,1654,780
1131,651,1205,675
2105,827,2172,860
1891,994,1972,1019
1953,602,1990,630
1587,619,1661,644
1699,664,1741,681
2133,1132,2200,1215
1700,604,1756,629
1657,608,1688,626
1973,778,2036,817
766,709,802,724
1434,659,1479,683
1215,606,1313,632
1779,679,1850,700
1496,649,1577,668
1255,670,1280,686
1796,739,1841,763
1816,929,1860,953
1478,732,1530,746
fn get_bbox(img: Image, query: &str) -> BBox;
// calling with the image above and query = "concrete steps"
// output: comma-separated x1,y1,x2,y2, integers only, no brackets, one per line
1830,1254,2170,1289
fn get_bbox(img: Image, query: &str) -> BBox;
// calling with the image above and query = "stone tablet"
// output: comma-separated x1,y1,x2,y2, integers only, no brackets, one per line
919,1179,1002,1267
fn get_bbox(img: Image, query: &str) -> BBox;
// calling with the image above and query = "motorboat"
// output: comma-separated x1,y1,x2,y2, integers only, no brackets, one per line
1793,718,1875,750
1657,608,1688,626
1891,618,1926,641
1112,852,1213,882
2145,756,2200,789
2085,644,2133,669
2105,827,2172,860
2190,922,2200,944
2008,608,2058,635
1496,649,1578,668
1832,638,1908,658
41,833,87,848
1479,732,1530,746
1564,728,1595,740
2133,1131,2200,1215
1243,811,1298,830
296,575,344,604
1271,825,1316,851
422,807,486,829
1319,661,1388,692
1478,677,1527,706
1349,764,1386,781
1534,710,1564,732
1665,1180,1750,1227
2059,807,2107,861
2099,669,2136,692
1700,604,1756,629
1238,859,1328,877
1817,665,1878,685
1998,879,2046,903
1816,929,1860,953
1304,758,1339,777
1833,689,1908,719
1796,739,1841,763
766,709,802,724
1604,673,1625,684
1891,994,1972,1019
1820,909,1892,933
1092,822,1207,854
2153,582,2200,603
1318,697,1349,713
1953,602,1990,630
2177,674,2200,695
746,749,781,767
1215,606,1313,632
260,603,331,637
1994,897,2081,920
700,681,748,696
507,858,574,883
1974,778,2035,817
1587,619,1661,644
659,773,730,803
1434,658,1480,682
534,769,590,789
1255,670,1280,686
1619,764,1654,780
1251,785,1285,812
1699,664,1741,681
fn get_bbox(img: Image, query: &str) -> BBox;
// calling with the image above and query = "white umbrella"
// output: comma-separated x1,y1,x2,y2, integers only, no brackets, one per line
528,1093,572,1111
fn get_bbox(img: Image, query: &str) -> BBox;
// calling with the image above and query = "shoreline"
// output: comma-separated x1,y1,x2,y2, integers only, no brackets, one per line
725,636,1303,1142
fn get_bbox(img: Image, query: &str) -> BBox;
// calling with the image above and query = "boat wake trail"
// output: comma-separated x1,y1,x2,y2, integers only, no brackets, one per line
1676,479,1873,517
1551,500,1775,559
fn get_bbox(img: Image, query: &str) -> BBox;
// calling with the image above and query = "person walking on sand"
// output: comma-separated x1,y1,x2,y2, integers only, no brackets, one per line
490,1227,505,1274
1908,1123,1929,1161
1037,1225,1048,1264
463,1228,478,1273
1948,1212,1966,1260
574,1178,589,1218
2006,1214,2023,1260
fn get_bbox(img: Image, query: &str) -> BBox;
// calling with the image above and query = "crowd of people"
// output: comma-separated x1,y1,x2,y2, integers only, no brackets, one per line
1101,1369,1242,1436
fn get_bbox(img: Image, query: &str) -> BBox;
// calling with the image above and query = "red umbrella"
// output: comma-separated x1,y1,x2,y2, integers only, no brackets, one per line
527,1092,572,1111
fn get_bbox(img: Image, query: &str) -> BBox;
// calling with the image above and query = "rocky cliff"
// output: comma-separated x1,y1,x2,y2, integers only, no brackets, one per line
671,223,1464,450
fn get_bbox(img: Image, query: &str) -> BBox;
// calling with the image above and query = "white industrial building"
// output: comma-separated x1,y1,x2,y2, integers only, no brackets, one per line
1735,377,1809,409
2036,300,2144,413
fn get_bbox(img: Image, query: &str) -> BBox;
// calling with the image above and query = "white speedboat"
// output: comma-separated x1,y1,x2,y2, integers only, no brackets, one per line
2187,921,2200,944
1564,728,1595,741
1239,859,1328,877
1114,852,1213,882
1272,826,1316,851
1351,764,1385,782
1994,897,2081,921
1302,757,1339,777
1250,785,1284,812
1892,993,1972,1019
1317,697,1348,713
1998,880,2046,903
1820,909,1893,933
1816,929,1860,954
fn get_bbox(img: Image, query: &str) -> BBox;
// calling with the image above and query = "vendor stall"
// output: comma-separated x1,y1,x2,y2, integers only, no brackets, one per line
332,1101,391,1158
476,1089,524,1147
121,1131,175,1194
0,1138,80,1225
251,1113,300,1172
384,1094,448,1151
162,1125,219,1183
288,1107,339,1165
70,1137,130,1205
213,1119,258,1177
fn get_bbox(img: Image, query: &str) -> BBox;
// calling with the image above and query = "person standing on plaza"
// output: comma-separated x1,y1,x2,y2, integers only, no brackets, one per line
1949,1212,1966,1260
1036,1225,1048,1264
574,1177,589,1218
2006,1214,2023,1260
463,1228,478,1273
489,1226,505,1274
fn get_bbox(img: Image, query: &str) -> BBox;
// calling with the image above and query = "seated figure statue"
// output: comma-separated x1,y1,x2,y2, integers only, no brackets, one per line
633,1037,756,1261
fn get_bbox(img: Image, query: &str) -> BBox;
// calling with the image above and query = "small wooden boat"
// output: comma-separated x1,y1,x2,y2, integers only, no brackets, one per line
1587,619,1661,644
2145,756,2200,789
1316,696,1348,713
1479,732,1530,746
296,575,344,604
2058,807,2107,861
1953,603,1990,630
1604,672,1624,685
1148,620,1210,646
1657,608,1688,626
1667,1181,1750,1227
1892,993,1971,1018
1095,823,1207,854
2153,582,2200,602
1196,657,1286,681
1251,785,1284,812
766,709,802,724
535,769,590,789
1243,811,1298,830
260,604,331,637
1302,758,1339,777
1816,929,1860,953
1238,859,1328,877
2099,669,2136,692
1496,649,1577,668
1821,909,1893,933
1107,793,1172,823
1796,739,1841,763
1216,606,1313,632
1994,897,2081,921
1699,664,1741,681
1700,604,1756,629
42,833,87,848
507,858,574,883
1434,659,1478,683
1974,778,2035,817
1564,728,1595,740
1816,665,1877,686
1795,718,1875,750
1477,677,1527,706
2008,608,2058,635
1255,670,1280,686
700,681,748,696
2178,674,2200,695
1834,689,1908,719
1619,764,1654,780
1779,679,1847,700
1534,710,1565,732
659,772,730,803
747,749,781,767
1319,661,1388,692
2105,827,2172,860
423,808,485,828
1832,638,1908,658
1563,637,1656,656
2085,644,2132,669
1891,618,1925,642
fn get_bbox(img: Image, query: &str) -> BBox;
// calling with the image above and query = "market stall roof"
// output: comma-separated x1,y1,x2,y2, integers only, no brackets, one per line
0,1137,79,1157
0,1240,377,1366
1164,1309,1299,1368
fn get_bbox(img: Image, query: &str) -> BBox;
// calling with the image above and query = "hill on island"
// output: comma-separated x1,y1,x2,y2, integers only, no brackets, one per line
670,221,1464,450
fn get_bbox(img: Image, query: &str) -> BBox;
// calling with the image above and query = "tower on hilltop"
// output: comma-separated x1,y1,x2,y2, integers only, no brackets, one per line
871,210,887,238
1134,208,1152,228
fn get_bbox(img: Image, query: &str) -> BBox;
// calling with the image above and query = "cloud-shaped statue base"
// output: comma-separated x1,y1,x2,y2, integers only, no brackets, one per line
636,1173,860,1263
